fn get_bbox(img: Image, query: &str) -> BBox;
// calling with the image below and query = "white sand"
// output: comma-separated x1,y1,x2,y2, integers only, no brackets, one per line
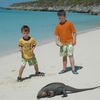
0,29,100,100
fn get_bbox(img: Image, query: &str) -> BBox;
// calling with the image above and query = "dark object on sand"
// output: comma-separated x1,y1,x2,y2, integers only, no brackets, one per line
17,72,45,82
37,82,100,99
59,66,83,74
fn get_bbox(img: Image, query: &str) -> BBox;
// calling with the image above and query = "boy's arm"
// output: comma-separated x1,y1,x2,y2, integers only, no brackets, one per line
70,22,77,46
55,35,60,46
31,45,36,51
55,35,59,43
31,39,37,52
55,26,62,46
73,32,77,46
18,45,23,56
19,46,23,53
18,39,23,54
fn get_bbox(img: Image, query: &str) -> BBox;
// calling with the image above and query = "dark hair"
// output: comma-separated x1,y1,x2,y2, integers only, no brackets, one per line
57,9,66,17
21,25,30,32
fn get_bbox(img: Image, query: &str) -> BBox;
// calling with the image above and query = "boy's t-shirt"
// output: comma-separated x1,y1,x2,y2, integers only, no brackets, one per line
18,37,37,59
55,20,76,44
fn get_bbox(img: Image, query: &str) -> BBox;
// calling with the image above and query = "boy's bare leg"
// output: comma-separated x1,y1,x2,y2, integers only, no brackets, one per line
69,55,75,71
34,64,39,74
34,64,45,75
18,65,25,78
69,55,78,74
63,56,67,71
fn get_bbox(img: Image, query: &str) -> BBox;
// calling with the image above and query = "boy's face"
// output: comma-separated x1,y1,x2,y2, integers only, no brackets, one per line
22,28,29,38
58,15,66,23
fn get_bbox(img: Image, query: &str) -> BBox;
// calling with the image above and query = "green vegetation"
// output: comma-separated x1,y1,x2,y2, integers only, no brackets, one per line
36,0,100,6
10,0,100,7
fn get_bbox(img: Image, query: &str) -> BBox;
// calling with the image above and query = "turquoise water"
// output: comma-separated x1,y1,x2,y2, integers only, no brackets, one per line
0,9,100,56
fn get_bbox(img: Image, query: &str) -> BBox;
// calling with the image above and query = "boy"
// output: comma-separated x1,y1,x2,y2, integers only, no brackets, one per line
17,25,44,81
55,9,78,74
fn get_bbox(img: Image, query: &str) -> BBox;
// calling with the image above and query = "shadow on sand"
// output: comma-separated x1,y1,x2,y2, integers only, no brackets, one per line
22,73,45,81
66,66,83,72
59,66,83,74
21,66,83,81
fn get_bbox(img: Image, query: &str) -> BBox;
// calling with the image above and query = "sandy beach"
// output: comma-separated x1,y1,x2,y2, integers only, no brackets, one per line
0,29,100,100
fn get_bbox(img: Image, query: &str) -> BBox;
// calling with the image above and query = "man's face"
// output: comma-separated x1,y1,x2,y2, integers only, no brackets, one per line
58,16,66,23
22,28,29,38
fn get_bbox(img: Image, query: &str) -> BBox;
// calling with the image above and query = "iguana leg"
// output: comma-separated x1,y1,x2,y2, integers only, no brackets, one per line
47,91,54,98
62,89,68,97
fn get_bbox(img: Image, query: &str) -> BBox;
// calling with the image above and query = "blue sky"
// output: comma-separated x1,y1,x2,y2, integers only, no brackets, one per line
0,0,34,7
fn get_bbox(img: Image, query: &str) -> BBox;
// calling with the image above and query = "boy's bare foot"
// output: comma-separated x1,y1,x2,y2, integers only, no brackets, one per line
59,69,67,74
17,77,23,82
72,70,79,74
35,72,45,76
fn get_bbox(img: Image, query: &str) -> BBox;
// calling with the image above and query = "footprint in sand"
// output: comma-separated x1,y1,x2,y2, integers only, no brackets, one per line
11,69,16,72
0,82,4,86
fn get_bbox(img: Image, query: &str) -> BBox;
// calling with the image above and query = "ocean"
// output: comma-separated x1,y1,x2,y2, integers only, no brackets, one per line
0,9,100,56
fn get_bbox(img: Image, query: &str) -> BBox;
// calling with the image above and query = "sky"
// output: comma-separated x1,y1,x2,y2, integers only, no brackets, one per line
0,0,34,7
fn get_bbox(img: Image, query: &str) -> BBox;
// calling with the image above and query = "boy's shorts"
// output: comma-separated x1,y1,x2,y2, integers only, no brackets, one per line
21,55,38,66
60,44,73,57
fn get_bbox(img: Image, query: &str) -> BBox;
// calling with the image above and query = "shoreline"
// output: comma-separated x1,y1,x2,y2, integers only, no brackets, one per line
0,26,100,58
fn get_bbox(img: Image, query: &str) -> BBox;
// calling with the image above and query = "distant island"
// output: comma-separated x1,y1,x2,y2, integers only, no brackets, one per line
2,0,100,15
